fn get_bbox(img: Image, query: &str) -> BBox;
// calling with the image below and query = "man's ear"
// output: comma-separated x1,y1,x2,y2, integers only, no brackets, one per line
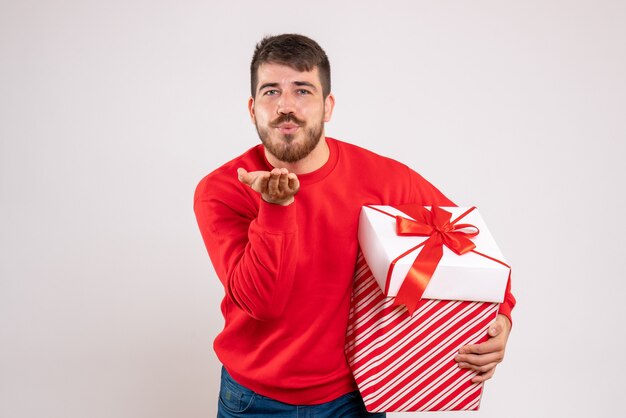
248,96,256,123
323,93,335,122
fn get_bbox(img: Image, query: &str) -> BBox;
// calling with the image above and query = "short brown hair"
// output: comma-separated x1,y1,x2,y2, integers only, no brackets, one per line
250,34,331,98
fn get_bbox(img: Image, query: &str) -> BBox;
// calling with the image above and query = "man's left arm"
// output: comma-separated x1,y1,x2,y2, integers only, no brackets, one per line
407,166,516,383
455,271,516,383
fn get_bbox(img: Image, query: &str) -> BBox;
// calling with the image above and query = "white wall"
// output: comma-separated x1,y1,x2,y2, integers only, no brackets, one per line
1,1,624,417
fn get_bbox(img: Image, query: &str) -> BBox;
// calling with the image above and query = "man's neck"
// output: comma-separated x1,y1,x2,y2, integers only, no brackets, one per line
265,136,330,175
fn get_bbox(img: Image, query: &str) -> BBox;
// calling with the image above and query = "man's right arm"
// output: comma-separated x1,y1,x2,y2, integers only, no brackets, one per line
193,168,300,321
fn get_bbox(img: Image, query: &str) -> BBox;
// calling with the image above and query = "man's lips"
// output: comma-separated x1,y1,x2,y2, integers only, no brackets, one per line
276,123,300,134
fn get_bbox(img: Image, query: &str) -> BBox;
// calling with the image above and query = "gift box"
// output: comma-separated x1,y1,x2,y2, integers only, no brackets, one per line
345,205,510,412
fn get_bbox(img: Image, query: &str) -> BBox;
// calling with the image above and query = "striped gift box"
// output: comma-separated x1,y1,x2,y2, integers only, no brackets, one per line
346,254,499,412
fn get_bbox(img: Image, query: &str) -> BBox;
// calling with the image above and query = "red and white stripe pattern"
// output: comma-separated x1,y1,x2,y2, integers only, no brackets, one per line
346,253,499,412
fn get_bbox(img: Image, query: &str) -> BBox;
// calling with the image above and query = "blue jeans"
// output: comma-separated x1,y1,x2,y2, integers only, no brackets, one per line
218,367,385,418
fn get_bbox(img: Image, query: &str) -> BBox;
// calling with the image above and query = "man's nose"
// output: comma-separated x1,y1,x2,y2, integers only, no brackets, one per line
277,91,296,115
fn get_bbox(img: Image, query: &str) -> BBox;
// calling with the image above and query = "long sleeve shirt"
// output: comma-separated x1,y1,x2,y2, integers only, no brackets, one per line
194,137,516,405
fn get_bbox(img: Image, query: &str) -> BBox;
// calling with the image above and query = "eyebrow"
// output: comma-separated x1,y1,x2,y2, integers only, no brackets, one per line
258,81,318,92
294,81,317,90
258,82,279,92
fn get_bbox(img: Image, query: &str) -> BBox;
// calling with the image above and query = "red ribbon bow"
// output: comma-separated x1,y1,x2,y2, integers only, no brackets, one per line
392,205,479,315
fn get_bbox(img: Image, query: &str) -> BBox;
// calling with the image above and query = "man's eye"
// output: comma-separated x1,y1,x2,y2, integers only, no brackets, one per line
297,89,311,95
264,90,279,96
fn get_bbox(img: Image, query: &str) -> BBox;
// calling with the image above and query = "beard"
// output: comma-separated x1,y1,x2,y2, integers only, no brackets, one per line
255,113,324,163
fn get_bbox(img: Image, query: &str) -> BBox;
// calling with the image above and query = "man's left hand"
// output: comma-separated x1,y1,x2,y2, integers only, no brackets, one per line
454,314,511,383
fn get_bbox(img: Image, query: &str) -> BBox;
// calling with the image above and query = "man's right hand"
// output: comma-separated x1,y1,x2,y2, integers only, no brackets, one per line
237,167,300,206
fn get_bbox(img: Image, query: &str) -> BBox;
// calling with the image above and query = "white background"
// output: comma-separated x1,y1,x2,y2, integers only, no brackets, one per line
1,1,625,417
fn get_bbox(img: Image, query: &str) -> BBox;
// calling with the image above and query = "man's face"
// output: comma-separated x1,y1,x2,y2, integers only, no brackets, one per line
249,63,334,163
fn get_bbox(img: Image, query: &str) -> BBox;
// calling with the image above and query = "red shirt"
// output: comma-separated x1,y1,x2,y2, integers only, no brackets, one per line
194,138,515,404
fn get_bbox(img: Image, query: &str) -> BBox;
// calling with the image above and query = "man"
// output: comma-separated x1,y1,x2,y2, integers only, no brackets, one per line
194,34,515,418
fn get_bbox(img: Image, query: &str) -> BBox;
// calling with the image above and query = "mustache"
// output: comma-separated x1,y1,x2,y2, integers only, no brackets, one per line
269,114,305,128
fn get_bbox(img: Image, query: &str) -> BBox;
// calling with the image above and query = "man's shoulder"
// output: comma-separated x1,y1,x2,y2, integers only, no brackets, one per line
331,137,411,172
330,137,453,206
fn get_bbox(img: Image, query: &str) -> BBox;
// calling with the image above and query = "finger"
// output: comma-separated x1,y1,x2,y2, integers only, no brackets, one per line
278,169,289,192
459,334,505,355
488,321,503,337
471,367,496,383
456,350,503,367
457,359,500,373
237,168,252,185
268,169,281,196
457,340,505,359
489,314,512,337
250,172,270,194
287,173,300,192
239,168,271,191
459,342,488,355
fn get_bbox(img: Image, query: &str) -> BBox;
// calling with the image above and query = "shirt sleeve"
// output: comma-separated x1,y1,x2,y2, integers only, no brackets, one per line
406,166,517,323
194,174,298,321
496,272,516,326
406,167,455,206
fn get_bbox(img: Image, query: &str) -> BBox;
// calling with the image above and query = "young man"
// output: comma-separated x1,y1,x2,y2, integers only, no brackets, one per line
194,34,515,418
